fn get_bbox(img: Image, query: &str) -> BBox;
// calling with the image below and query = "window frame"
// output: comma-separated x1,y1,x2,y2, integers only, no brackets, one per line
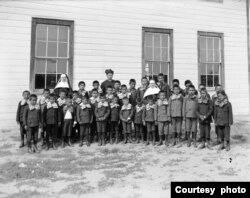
142,27,174,86
30,17,74,93
197,31,224,90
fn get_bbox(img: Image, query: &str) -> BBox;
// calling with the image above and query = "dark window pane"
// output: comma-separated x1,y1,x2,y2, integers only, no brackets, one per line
200,37,206,50
145,33,153,46
161,34,168,48
154,47,160,61
152,75,158,82
161,48,168,61
59,26,68,42
36,41,46,56
201,75,206,87
214,75,219,86
145,47,153,60
35,74,45,89
57,59,67,74
161,62,168,75
207,50,213,62
214,38,220,50
47,42,57,57
153,62,160,75
214,64,220,74
200,63,206,74
58,43,68,57
48,25,57,42
207,75,213,87
47,59,57,73
46,74,57,89
164,75,168,84
200,50,206,62
207,64,213,75
36,24,47,41
154,34,161,48
207,37,213,50
35,59,46,73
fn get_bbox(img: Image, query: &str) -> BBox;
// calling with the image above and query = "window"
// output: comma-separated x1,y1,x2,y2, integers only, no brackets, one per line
30,18,74,91
142,27,173,84
198,32,224,88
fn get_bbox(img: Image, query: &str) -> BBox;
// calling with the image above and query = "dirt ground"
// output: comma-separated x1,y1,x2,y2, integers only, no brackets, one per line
0,115,250,198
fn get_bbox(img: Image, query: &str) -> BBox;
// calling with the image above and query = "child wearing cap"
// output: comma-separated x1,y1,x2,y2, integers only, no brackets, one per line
95,94,110,146
16,90,30,148
120,97,134,144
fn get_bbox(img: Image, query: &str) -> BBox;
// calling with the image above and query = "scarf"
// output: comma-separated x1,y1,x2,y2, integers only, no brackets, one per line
74,98,82,105
171,94,182,100
118,92,131,99
29,104,40,110
98,101,108,108
57,98,66,107
110,103,120,109
121,104,132,110
90,97,100,104
63,105,74,113
198,97,209,104
80,103,91,109
47,102,58,109
157,99,168,106
39,96,49,105
20,99,29,106
106,94,114,100
136,105,144,113
146,104,155,111
215,98,228,107
79,90,88,96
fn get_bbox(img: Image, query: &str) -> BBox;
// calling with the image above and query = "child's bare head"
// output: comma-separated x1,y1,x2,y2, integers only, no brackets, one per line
81,96,88,104
157,73,164,83
129,79,136,89
72,91,79,100
199,84,206,92
215,84,223,93
29,94,37,105
106,86,113,95
188,85,195,96
121,84,127,94
217,90,226,100
99,94,106,103
173,85,180,95
93,80,99,89
172,79,180,86
114,81,121,89
92,89,99,98
66,97,72,106
105,69,114,80
22,90,30,100
112,96,119,104
159,91,166,100
200,88,207,98
147,96,154,105
141,77,149,87
185,80,192,88
122,97,129,105
49,94,56,103
78,81,85,90
43,89,50,98
59,90,66,99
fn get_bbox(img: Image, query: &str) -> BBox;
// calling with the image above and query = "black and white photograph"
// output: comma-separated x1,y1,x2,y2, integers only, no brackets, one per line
0,0,250,197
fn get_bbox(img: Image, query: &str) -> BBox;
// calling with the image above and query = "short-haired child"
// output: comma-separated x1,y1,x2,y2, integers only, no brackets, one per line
78,81,89,99
110,96,120,144
133,98,145,143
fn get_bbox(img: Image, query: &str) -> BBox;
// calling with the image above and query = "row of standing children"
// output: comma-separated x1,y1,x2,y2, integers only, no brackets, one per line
16,73,233,153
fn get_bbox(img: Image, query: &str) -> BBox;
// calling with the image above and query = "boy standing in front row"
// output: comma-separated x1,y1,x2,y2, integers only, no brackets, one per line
183,85,198,147
23,94,41,153
16,90,30,148
133,98,144,143
110,96,120,144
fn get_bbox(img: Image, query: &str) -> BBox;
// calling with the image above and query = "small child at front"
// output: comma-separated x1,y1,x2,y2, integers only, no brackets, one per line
133,98,145,143
214,90,233,151
196,88,213,149
77,96,93,147
95,94,110,146
142,96,156,146
154,91,171,146
120,97,134,144
110,96,120,144
183,85,198,147
16,90,30,148
23,94,41,153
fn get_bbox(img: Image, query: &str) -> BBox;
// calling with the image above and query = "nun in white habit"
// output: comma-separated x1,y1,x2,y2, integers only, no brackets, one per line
53,74,72,97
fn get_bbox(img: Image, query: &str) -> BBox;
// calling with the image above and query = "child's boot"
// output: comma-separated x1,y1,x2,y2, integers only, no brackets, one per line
115,131,119,144
68,137,73,147
175,134,182,148
218,141,225,150
206,141,213,150
28,146,33,154
164,134,169,147
33,143,39,153
140,131,144,144
102,133,106,146
52,141,57,150
182,132,188,141
127,133,133,143
193,132,197,148
157,135,163,146
187,132,191,147
213,136,221,146
98,135,102,146
225,141,230,151
136,132,140,144
110,132,113,145
123,133,127,144
199,140,205,149
19,135,25,148
61,137,65,148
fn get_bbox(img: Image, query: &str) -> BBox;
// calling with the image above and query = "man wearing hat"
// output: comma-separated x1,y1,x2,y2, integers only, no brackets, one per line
101,69,116,94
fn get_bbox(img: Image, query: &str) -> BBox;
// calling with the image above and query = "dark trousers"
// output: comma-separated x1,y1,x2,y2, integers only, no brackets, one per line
72,122,80,141
46,124,57,143
27,126,39,147
80,123,90,141
63,119,73,137
110,121,119,136
90,120,97,142
19,122,27,141
199,123,211,141
96,121,107,133
218,125,230,142
122,121,132,134
135,123,143,139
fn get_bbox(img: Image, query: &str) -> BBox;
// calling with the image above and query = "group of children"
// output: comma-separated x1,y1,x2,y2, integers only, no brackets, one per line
16,72,233,154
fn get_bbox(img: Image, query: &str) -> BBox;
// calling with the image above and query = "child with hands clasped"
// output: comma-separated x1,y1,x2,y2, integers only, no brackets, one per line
109,96,120,144
133,98,145,143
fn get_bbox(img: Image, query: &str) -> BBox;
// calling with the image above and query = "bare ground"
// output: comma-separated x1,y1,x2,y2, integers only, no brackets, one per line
0,115,250,198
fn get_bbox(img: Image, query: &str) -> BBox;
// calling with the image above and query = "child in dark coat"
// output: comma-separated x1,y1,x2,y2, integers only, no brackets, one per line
214,90,233,151
154,91,171,146
196,88,213,149
89,80,103,97
78,81,89,99
110,96,120,144
183,85,198,147
62,98,75,148
120,97,134,144
38,89,50,146
168,85,183,147
43,94,61,150
95,94,110,146
133,98,145,143
118,84,131,106
137,77,148,105
128,79,137,106
16,90,30,148
23,94,41,153
77,96,93,147
57,90,66,139
142,96,156,146
72,91,81,142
